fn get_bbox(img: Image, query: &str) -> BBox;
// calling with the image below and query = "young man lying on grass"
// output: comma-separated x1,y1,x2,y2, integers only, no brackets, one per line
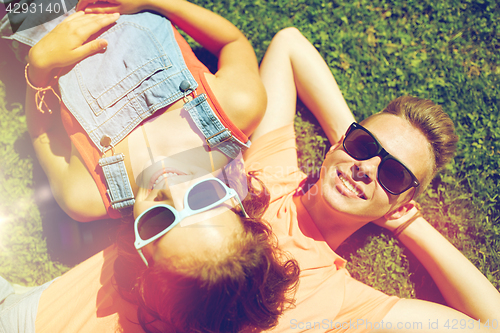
244,27,500,332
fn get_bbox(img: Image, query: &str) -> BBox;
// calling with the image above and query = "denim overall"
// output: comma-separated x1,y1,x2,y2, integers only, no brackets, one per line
7,11,251,212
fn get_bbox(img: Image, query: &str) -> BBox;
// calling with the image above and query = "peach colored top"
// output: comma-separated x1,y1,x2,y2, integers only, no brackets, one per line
244,124,400,332
35,246,143,333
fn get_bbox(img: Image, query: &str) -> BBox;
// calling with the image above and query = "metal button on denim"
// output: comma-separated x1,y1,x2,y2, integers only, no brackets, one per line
180,80,192,92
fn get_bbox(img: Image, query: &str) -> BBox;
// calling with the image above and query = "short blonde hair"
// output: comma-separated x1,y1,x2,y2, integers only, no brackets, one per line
375,96,458,195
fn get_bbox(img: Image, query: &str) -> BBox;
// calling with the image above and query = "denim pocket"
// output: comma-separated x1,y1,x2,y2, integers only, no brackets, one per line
76,21,174,116
58,12,198,151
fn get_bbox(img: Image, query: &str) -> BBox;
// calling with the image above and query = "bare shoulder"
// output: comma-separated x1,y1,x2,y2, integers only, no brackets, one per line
204,72,267,137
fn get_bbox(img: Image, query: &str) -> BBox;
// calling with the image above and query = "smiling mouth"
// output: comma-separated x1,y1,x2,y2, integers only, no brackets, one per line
149,168,188,191
337,170,367,199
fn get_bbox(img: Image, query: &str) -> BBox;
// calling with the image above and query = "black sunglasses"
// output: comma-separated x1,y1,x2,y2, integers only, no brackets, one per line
343,122,420,195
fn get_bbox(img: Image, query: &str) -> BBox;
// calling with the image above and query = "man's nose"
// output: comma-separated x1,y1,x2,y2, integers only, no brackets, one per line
351,156,380,183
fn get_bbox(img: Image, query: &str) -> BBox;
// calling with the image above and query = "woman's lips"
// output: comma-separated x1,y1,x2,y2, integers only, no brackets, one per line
148,168,188,191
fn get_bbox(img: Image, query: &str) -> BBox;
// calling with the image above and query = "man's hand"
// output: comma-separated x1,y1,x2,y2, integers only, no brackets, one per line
372,201,421,233
28,11,119,86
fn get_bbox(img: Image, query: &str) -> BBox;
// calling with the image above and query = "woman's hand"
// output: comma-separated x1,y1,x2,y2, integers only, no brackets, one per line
28,11,120,86
76,0,150,14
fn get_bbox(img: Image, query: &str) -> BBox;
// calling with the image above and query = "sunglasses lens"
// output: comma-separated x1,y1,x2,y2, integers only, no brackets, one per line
344,129,379,160
188,179,227,211
379,159,413,194
138,206,176,241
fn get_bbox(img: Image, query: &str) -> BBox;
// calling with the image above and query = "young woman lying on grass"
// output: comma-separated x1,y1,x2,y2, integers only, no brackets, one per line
0,1,299,332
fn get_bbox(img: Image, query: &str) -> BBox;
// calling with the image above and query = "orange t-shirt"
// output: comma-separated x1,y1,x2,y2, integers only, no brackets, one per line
35,245,143,332
244,124,400,332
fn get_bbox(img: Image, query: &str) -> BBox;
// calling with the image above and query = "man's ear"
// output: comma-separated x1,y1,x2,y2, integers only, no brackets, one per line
325,136,344,156
384,201,415,220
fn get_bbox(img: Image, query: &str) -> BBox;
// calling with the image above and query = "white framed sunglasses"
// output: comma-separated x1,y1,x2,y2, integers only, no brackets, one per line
134,177,248,266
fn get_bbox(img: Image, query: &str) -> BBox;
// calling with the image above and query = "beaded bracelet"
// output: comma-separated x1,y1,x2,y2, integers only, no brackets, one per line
25,63,61,114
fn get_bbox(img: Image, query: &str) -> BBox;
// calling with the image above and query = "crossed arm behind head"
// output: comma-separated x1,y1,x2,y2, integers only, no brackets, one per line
252,27,355,144
373,212,500,332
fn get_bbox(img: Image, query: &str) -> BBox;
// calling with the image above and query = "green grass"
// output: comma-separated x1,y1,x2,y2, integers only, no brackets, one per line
1,0,499,304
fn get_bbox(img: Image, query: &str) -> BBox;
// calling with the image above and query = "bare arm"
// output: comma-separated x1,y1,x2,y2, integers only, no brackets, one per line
26,12,120,220
373,208,500,331
252,27,355,143
399,213,499,321
374,298,496,333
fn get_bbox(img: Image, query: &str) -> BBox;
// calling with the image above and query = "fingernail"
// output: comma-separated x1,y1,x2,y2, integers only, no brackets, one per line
99,40,107,49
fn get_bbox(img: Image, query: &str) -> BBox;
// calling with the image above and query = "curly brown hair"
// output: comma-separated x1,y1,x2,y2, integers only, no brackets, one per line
113,173,299,333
